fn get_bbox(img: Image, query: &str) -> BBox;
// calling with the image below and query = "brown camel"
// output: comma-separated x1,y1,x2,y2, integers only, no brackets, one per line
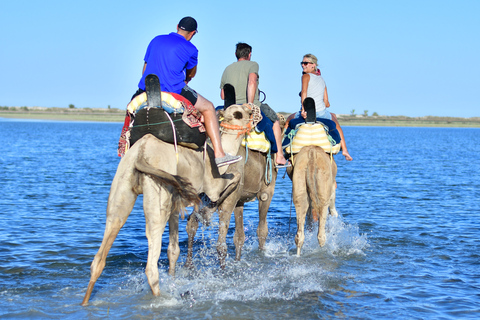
286,145,338,256
81,104,254,306
185,146,277,268
185,110,284,267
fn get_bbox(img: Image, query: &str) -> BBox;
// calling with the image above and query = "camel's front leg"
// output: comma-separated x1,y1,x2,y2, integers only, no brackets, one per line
257,189,274,251
185,213,199,269
233,204,245,261
167,210,180,276
217,201,235,268
143,177,170,296
82,177,138,306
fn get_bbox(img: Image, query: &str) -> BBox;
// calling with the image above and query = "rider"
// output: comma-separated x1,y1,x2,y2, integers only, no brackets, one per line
219,42,289,167
133,17,241,168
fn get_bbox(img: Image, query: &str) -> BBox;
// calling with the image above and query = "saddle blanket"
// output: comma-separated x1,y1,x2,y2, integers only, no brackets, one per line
241,128,271,153
283,122,341,155
117,91,205,157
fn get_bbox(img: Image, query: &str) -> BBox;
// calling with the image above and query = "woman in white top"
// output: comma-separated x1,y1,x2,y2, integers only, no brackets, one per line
286,54,352,161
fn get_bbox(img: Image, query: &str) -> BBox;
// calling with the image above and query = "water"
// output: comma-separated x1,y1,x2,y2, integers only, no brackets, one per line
1,119,479,319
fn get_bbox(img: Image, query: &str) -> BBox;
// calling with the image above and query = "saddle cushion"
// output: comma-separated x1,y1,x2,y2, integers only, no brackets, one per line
241,128,271,153
283,123,341,155
127,92,184,114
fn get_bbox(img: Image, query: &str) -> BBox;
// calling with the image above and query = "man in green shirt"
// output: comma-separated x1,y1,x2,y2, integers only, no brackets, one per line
220,43,288,167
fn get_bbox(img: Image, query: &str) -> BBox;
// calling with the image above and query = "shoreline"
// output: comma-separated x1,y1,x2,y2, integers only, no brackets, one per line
1,108,479,128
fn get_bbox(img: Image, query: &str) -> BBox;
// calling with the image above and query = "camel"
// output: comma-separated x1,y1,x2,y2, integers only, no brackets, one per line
185,111,284,268
185,146,277,268
81,104,254,306
286,145,338,256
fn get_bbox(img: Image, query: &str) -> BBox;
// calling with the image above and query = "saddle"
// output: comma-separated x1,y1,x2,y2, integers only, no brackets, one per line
282,98,341,157
223,84,276,154
118,75,207,156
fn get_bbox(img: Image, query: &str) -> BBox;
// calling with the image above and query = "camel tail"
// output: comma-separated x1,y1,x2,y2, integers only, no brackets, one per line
135,161,201,218
305,147,327,217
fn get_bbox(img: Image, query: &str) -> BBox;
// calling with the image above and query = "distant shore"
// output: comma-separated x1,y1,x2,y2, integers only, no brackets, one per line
1,107,479,128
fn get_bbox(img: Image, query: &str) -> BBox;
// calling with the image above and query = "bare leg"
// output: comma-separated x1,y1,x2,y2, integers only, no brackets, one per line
284,113,296,129
331,113,352,161
272,120,287,165
194,94,225,159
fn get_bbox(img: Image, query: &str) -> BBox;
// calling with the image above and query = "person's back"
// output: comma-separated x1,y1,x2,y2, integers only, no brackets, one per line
220,60,260,106
138,33,198,93
219,42,289,167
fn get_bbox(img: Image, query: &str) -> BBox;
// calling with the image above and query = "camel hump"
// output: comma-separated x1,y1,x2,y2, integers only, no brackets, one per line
145,74,162,108
303,97,316,123
223,84,236,109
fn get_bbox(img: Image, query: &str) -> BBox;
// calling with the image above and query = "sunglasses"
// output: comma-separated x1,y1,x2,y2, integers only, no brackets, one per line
300,61,313,66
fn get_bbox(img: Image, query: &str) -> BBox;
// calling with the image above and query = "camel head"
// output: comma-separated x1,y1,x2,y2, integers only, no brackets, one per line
220,103,256,131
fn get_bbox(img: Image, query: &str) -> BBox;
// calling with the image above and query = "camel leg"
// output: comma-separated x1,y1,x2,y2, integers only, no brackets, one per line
329,185,338,218
167,210,180,276
317,205,329,247
82,175,138,306
293,177,309,257
233,204,245,261
143,177,170,296
185,213,199,269
217,203,235,269
256,191,272,251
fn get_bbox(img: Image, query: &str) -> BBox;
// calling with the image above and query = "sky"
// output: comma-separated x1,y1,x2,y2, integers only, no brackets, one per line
1,0,479,118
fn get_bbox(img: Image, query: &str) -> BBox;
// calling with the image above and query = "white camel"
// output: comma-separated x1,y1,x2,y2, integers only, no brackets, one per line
81,104,254,306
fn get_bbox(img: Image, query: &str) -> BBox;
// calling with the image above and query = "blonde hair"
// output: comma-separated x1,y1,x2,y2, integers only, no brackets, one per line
303,53,318,71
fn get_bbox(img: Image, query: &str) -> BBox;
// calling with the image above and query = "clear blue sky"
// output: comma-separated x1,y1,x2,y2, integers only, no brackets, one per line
1,0,479,117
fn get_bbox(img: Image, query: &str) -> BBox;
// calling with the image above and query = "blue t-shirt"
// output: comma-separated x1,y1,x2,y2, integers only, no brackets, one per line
138,32,198,93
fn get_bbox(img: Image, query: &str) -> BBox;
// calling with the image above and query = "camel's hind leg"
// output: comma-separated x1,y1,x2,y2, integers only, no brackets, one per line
293,177,309,256
185,213,199,269
82,178,138,306
143,176,170,296
317,205,329,247
167,209,180,276
329,186,338,218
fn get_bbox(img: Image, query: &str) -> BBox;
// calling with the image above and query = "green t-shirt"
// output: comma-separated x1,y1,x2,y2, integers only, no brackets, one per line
220,60,260,106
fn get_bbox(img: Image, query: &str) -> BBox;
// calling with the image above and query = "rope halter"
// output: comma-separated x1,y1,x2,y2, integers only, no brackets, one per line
219,103,262,138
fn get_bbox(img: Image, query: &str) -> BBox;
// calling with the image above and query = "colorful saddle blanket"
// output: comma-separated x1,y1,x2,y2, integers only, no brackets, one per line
117,92,206,156
282,118,341,156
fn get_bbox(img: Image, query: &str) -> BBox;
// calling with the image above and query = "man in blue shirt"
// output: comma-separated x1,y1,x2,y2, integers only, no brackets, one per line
134,17,241,167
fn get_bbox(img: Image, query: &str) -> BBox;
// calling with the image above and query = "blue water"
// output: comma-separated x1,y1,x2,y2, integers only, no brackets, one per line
1,118,479,319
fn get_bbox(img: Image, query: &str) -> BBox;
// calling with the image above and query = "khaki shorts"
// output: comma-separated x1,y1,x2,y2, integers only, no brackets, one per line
260,103,279,122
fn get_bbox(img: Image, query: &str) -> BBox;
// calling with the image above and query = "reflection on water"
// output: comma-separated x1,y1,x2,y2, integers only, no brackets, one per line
1,119,479,319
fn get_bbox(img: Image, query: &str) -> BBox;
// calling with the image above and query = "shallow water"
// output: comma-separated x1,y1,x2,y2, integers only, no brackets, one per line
1,119,479,319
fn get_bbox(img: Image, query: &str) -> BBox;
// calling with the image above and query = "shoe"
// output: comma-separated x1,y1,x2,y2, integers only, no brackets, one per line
215,154,242,167
275,162,292,169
